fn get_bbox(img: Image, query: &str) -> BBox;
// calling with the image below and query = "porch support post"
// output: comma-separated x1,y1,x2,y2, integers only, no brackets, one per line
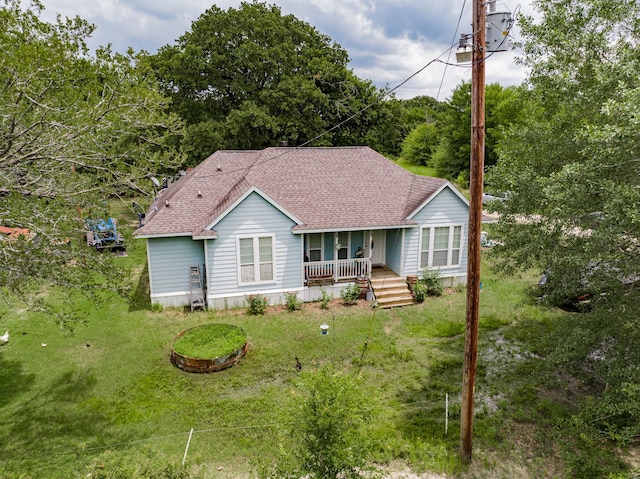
301,234,306,284
400,228,405,278
203,239,209,307
334,232,339,282
368,230,373,278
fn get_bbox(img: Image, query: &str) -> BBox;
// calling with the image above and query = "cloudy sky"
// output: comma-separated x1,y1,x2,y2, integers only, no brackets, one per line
37,0,536,100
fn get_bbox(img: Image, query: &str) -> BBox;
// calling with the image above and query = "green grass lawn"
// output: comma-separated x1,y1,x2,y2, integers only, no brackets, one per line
394,158,438,177
0,232,632,478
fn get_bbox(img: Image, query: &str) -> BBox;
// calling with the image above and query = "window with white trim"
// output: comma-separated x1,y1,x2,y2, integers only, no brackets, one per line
238,235,275,284
308,233,322,262
337,231,349,260
420,225,463,268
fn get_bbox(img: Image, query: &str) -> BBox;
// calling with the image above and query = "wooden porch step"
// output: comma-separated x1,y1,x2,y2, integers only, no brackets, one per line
377,295,415,309
370,269,414,308
371,276,407,289
374,286,413,299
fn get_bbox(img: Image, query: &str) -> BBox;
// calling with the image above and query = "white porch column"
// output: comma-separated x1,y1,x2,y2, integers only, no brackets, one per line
400,228,405,277
368,230,373,278
334,232,338,282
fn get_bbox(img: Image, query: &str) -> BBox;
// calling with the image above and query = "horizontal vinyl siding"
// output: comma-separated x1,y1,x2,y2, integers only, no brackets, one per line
385,229,403,275
206,192,301,298
351,231,364,251
148,237,205,294
323,234,334,261
404,187,469,278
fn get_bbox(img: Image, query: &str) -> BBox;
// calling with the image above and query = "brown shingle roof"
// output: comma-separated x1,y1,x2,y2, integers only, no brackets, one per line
134,147,448,237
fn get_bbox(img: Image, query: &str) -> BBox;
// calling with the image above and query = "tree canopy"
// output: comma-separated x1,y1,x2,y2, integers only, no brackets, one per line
393,83,523,181
489,0,640,299
428,82,523,184
488,0,640,444
150,1,382,165
0,0,184,323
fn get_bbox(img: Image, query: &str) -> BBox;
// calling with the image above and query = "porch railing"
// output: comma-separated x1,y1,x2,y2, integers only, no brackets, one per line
304,258,371,283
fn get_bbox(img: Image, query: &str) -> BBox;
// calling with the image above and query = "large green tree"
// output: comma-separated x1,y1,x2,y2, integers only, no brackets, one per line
488,0,640,446
0,0,184,323
399,122,439,166
362,95,442,160
150,1,381,164
394,95,442,164
431,82,522,183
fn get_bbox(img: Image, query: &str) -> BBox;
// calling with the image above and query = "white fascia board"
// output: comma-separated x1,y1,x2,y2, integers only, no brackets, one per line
192,233,218,240
133,232,194,239
293,224,415,235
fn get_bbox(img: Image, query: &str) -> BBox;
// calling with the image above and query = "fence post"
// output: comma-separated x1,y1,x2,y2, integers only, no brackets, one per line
182,428,194,467
445,394,449,435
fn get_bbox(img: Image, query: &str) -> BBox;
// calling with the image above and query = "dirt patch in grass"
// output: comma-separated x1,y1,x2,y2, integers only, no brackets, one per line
458,426,567,479
619,445,640,472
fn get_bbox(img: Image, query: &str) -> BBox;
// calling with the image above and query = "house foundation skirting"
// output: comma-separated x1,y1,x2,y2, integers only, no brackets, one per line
302,282,352,303
150,291,191,308
151,281,362,310
207,287,307,310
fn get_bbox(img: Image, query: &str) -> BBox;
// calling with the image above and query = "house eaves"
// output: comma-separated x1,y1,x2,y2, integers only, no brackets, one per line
134,231,195,239
292,222,417,235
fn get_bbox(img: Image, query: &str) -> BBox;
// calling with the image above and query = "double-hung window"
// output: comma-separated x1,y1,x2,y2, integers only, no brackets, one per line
238,235,275,284
308,233,322,262
336,232,349,260
420,225,462,268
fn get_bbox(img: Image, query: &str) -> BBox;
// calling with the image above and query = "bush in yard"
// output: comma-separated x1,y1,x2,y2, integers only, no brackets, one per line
292,365,381,479
340,283,361,306
413,281,427,303
284,291,302,312
319,287,332,309
420,268,444,297
246,294,268,315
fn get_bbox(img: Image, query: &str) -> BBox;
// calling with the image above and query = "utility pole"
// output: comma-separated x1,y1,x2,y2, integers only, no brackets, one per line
460,0,486,464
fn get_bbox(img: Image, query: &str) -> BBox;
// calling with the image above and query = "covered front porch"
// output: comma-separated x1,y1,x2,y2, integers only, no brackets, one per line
302,229,389,285
304,257,371,284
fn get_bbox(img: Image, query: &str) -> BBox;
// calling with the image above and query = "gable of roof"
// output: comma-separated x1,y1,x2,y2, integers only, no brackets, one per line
204,185,303,231
406,182,470,220
134,146,453,238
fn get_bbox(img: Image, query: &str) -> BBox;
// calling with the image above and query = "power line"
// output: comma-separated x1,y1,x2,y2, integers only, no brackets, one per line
437,0,470,101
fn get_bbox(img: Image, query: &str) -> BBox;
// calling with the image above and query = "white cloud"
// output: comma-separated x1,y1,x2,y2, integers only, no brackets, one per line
36,0,532,99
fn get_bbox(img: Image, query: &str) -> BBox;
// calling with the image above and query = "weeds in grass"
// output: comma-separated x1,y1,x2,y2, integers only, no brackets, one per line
84,449,191,479
150,302,163,312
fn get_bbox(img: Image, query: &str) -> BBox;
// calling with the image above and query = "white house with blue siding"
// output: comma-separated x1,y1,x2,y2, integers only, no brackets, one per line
134,147,469,309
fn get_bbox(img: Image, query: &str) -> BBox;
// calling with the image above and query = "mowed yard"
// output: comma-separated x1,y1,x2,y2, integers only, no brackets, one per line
0,230,575,478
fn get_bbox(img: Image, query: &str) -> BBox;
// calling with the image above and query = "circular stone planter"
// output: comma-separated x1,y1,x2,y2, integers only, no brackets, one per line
171,323,247,373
